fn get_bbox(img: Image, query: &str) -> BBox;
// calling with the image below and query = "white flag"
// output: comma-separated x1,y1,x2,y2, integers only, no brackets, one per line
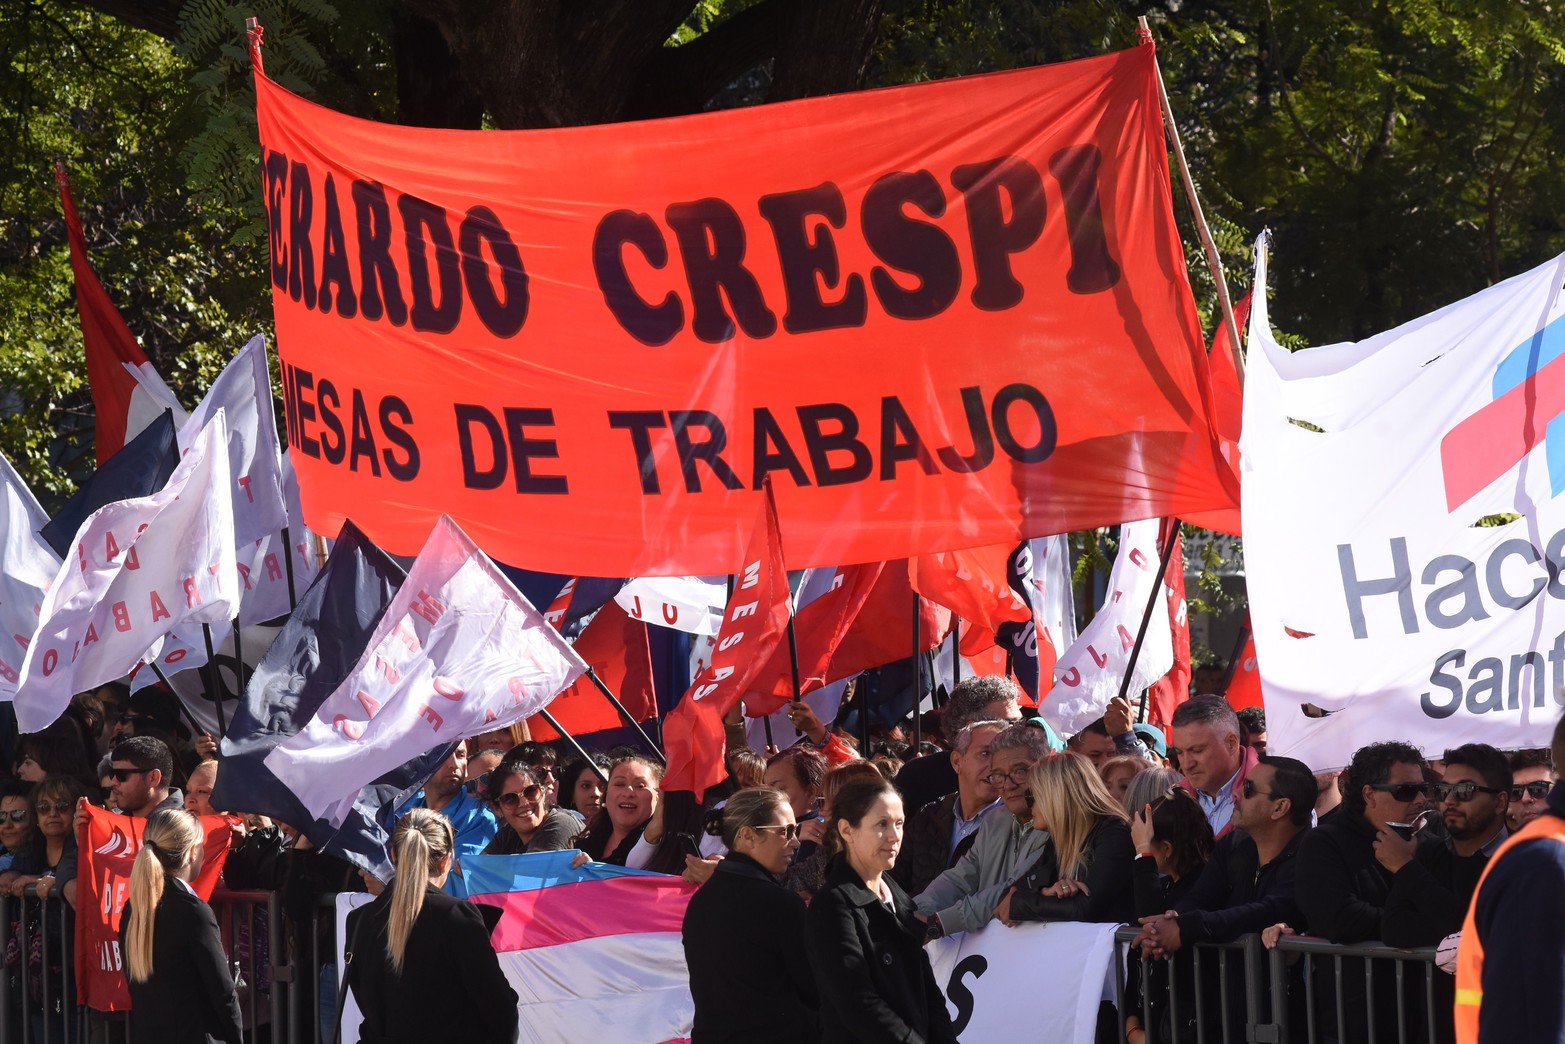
0,454,62,699
615,576,726,635
179,335,287,547
14,413,239,732
1243,242,1565,769
265,515,588,824
1030,534,1077,667
1040,519,1171,735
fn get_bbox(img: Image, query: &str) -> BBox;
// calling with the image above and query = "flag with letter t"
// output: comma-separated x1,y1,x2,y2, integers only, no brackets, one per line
265,515,588,825
14,412,239,732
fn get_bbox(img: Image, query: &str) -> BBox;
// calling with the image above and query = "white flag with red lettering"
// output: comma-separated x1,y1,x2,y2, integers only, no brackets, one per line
1040,519,1171,735
264,515,587,824
0,454,61,699
13,414,239,732
615,576,725,636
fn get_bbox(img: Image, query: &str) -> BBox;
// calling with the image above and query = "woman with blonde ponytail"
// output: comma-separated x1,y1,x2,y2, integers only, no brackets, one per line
119,808,242,1044
344,808,518,1043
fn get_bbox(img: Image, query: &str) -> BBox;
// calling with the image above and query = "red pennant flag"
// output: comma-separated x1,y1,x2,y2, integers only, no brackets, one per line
1224,623,1263,710
56,166,183,464
1145,520,1190,729
910,546,1030,656
663,486,792,799
745,561,952,717
527,600,655,741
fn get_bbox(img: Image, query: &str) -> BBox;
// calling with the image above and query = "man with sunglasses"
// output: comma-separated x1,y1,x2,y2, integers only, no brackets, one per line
913,722,1051,941
107,736,183,818
386,740,497,883
1296,740,1438,1041
1504,749,1555,832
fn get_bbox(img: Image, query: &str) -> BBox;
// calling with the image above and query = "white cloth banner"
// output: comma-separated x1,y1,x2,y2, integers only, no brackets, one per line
928,920,1117,1042
14,414,239,732
1041,519,1171,734
266,515,588,824
1242,241,1565,769
178,334,287,547
124,358,187,444
0,454,61,699
616,576,725,635
1031,533,1078,665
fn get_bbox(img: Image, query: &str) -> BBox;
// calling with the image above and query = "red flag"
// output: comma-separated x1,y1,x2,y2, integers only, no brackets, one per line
56,165,182,464
75,804,233,1010
1145,520,1190,729
1225,625,1263,710
1184,292,1253,537
910,546,1030,656
745,561,952,717
663,487,792,799
527,600,654,741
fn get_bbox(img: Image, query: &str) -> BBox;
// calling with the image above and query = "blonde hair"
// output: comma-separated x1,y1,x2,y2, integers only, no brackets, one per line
387,808,455,975
1031,752,1128,880
125,808,202,983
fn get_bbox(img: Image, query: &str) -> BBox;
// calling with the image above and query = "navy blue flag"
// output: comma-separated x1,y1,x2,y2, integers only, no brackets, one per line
40,410,177,557
558,576,627,639
212,518,453,877
996,541,1042,699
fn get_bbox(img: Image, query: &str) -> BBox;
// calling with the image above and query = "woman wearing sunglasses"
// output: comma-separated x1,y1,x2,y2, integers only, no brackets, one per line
681,787,818,1042
482,762,582,855
6,775,89,1043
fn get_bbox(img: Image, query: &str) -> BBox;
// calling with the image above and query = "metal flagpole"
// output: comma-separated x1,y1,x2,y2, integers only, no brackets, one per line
1123,520,1181,724
280,525,298,609
145,660,206,739
584,666,665,762
200,624,229,736
911,594,923,750
538,709,607,783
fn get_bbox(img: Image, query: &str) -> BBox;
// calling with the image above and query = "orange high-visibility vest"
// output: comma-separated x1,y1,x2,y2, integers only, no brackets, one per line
1454,813,1565,1043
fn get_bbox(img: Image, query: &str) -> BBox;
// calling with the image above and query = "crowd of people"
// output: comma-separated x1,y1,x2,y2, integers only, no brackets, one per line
0,672,1559,1043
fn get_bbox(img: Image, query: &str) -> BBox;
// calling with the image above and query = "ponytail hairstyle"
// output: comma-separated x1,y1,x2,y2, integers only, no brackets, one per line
387,808,455,975
703,787,789,850
125,808,202,983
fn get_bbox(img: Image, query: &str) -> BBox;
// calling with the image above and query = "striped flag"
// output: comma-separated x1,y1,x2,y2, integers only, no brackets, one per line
464,851,694,1043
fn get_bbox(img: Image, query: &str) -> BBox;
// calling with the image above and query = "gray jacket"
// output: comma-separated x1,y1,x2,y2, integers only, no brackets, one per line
914,808,1051,935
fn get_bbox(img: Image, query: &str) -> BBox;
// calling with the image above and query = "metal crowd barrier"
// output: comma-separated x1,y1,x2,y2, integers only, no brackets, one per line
1111,927,1443,1044
0,889,279,1044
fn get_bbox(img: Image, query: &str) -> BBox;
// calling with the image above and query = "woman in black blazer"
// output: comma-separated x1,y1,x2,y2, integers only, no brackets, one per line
120,808,242,1044
804,778,957,1044
681,787,818,1042
344,807,519,1044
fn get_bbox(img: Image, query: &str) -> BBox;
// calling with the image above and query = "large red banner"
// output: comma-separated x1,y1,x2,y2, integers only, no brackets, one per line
76,804,232,1010
253,38,1236,575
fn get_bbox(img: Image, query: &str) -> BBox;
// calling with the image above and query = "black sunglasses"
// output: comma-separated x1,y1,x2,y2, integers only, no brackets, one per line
1370,782,1430,802
1433,781,1504,802
495,785,544,810
1510,781,1553,801
0,810,27,824
1240,779,1280,800
754,823,802,841
107,767,151,783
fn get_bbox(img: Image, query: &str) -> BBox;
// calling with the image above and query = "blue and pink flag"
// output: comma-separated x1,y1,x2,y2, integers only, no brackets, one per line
463,851,696,1043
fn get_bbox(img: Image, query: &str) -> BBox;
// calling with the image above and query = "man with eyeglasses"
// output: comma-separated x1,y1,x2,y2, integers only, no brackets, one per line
1504,749,1555,832
913,722,1051,941
1296,740,1437,1041
892,719,1007,896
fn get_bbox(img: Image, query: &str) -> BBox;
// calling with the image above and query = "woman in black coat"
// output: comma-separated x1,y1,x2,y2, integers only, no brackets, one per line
119,808,242,1044
344,807,519,1044
681,787,819,1042
804,778,957,1044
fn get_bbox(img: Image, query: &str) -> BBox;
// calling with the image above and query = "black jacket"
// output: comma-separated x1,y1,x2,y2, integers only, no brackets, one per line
805,857,957,1044
682,852,819,1043
120,877,243,1044
1010,816,1135,923
891,793,986,897
1176,827,1308,944
344,885,518,1044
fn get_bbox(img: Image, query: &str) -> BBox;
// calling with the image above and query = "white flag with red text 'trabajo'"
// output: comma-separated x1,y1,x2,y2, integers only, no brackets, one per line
264,515,588,825
13,413,239,732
